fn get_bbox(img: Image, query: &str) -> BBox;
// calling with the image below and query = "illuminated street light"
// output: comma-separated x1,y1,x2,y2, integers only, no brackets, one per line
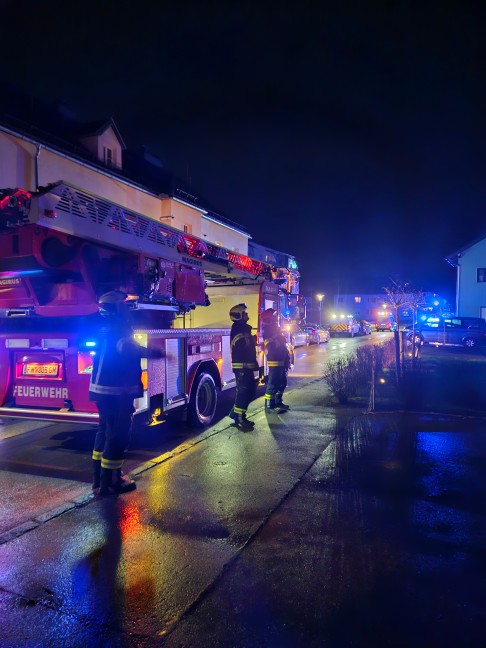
316,293,324,325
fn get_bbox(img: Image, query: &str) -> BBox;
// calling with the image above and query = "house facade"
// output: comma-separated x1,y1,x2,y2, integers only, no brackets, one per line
447,238,486,319
0,96,250,255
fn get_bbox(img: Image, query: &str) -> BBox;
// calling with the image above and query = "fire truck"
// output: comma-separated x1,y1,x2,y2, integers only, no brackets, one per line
0,182,299,427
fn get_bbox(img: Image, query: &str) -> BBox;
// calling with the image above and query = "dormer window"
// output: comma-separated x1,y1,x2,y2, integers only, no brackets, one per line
104,146,114,166
80,120,124,170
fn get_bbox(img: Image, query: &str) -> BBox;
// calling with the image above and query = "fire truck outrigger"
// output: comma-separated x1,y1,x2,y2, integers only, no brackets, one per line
0,182,300,427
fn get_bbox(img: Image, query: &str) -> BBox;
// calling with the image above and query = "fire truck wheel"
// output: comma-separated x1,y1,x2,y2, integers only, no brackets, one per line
188,372,217,427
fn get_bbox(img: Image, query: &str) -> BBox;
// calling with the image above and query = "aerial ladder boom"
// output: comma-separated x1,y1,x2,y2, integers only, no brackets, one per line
0,182,274,318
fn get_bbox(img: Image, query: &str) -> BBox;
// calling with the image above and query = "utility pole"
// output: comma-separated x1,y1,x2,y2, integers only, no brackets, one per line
316,293,324,326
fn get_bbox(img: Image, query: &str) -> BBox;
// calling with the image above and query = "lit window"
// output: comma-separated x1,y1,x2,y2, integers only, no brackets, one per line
354,296,361,303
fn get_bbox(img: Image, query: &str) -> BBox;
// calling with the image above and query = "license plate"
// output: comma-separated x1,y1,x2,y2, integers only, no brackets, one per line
23,363,60,377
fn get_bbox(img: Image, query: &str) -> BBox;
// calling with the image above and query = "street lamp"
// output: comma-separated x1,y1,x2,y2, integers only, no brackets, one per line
316,293,324,326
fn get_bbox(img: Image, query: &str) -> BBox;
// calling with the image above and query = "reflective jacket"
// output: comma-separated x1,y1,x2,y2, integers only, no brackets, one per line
230,320,258,370
263,325,290,370
89,319,161,400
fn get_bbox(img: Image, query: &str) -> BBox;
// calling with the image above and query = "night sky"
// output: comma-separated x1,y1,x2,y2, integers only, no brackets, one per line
2,1,486,302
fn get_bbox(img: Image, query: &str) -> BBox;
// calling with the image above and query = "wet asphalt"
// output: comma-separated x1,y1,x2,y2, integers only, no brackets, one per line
0,354,486,646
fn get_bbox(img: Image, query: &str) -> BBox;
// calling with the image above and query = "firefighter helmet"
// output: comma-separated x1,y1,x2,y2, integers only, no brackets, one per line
260,308,277,326
229,303,248,322
98,290,132,318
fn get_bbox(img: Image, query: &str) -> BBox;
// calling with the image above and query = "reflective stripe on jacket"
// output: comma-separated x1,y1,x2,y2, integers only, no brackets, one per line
263,327,290,370
230,320,258,371
89,320,159,400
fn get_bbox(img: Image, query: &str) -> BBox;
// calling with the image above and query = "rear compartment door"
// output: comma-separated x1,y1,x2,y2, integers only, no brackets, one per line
12,350,69,407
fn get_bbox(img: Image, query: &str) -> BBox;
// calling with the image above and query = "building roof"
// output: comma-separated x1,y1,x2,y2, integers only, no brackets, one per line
445,232,486,268
0,83,250,236
78,117,126,148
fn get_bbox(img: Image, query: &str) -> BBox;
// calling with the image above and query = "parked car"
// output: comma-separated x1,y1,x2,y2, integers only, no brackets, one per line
374,319,393,332
286,325,310,348
405,316,486,349
358,320,373,335
304,323,330,344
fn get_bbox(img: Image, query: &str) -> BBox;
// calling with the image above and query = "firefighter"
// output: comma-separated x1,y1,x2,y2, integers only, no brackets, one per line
229,303,258,432
261,308,291,413
89,290,165,498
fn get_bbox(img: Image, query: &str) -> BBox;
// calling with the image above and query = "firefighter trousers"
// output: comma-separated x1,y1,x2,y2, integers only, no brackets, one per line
233,368,256,417
92,394,135,488
265,366,288,403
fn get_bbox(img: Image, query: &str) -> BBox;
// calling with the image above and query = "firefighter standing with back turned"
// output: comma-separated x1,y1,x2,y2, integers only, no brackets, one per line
229,303,258,431
89,290,165,498
261,308,291,413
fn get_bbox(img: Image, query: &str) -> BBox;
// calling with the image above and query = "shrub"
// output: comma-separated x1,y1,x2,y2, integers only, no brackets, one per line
324,356,357,403
325,340,395,404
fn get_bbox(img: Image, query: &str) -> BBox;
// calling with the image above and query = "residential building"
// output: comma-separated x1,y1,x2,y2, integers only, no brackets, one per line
332,293,397,323
447,237,486,319
332,291,447,326
0,87,250,254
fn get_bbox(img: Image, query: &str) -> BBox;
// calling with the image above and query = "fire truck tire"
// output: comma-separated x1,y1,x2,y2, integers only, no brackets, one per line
188,372,217,427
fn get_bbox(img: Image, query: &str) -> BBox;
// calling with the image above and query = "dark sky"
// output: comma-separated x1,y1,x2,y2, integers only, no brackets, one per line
2,1,486,301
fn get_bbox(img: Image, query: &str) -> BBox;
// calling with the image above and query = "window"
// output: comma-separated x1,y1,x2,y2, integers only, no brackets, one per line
354,296,361,303
444,318,463,328
477,268,486,282
104,147,114,166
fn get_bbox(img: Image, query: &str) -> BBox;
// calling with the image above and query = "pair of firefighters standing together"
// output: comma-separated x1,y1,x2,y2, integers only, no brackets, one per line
229,302,290,432
89,292,290,498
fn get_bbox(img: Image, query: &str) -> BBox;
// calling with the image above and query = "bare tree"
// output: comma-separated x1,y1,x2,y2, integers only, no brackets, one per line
406,287,427,366
383,279,410,385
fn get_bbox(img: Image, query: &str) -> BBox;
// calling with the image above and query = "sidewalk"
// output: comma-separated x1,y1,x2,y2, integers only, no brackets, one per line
1,375,486,647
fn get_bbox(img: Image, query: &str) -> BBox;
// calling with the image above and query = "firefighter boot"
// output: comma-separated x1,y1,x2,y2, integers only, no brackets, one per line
229,408,254,430
276,393,290,412
234,413,254,432
113,469,137,494
92,459,101,491
94,467,116,498
265,396,277,412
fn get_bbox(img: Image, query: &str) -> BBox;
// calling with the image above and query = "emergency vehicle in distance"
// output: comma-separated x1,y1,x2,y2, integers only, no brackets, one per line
327,314,361,337
0,183,300,428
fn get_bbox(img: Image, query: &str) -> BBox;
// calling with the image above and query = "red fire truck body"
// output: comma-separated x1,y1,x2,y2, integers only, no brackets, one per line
0,183,298,427
0,322,234,426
